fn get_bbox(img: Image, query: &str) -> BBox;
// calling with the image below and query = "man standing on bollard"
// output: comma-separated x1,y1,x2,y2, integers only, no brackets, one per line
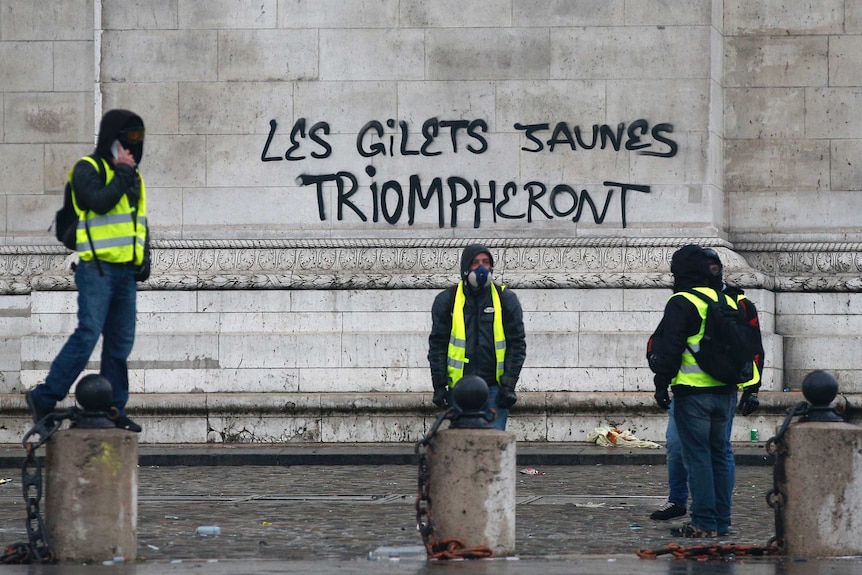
25,109,150,433
427,244,526,430
646,245,744,538
648,248,764,523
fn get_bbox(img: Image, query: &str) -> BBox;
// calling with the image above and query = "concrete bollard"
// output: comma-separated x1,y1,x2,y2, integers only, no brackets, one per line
45,428,138,563
428,427,516,556
778,421,862,557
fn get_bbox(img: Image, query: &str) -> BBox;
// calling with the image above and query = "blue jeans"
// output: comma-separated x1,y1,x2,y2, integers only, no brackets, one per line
30,260,137,416
666,395,738,509
673,391,736,533
484,384,508,430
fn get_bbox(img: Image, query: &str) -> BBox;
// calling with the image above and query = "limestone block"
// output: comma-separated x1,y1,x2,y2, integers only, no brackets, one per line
297,367,426,393
219,29,317,82
102,83,180,135
724,0,844,35
336,290,432,312
179,82,296,135
0,337,21,372
0,144,43,194
138,416,211,443
807,88,862,139
7,195,57,233
1,0,91,41
398,81,496,131
180,187,319,230
725,88,805,139
507,414,548,442
143,135,206,187
4,92,92,144
427,28,549,81
339,332,429,368
178,0,277,29
206,414,322,443
45,144,93,191
777,293,862,316
849,1,862,34
724,36,827,88
525,333,580,368
342,310,428,332
578,333,646,368
495,80,605,133
623,0,710,26
103,0,178,30
730,191,862,237
321,29,423,81
831,140,862,192
136,291,198,314
53,41,93,93
551,26,709,80
146,187,183,229
606,79,710,132
295,81,397,133
779,422,862,557
614,184,717,227
777,314,862,337
321,414,425,442
513,0,623,26
525,310,579,332
784,336,862,371
129,334,220,368
519,367,628,393
630,132,708,184
725,140,829,192
221,311,341,333
0,42,53,92
219,333,342,368
623,367,657,393
580,310,659,332
827,36,862,87
46,430,138,563
101,31,218,83
522,288,624,312
144,368,299,393
278,0,399,28
196,290,290,313
401,0,511,27
137,312,221,335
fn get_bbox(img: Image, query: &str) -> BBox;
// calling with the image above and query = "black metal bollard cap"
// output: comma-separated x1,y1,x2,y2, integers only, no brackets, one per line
801,370,844,422
72,374,115,429
449,375,494,429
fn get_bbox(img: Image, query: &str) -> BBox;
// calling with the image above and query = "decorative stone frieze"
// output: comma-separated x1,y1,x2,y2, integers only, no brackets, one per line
6,239,862,292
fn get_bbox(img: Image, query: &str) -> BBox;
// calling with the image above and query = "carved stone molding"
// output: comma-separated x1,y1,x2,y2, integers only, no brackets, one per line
4,239,861,292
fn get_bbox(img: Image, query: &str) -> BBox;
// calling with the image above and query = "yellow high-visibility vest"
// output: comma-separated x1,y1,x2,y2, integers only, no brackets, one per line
447,282,506,388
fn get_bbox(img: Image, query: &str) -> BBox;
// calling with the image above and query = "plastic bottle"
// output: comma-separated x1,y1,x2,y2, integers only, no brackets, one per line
367,545,427,561
196,526,221,536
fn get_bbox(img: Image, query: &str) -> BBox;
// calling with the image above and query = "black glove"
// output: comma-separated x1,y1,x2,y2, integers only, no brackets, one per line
653,376,671,410
496,376,518,409
432,385,450,409
739,390,760,416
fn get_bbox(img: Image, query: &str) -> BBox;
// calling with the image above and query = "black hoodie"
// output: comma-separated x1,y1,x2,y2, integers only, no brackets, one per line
648,245,733,394
427,244,526,389
73,109,144,214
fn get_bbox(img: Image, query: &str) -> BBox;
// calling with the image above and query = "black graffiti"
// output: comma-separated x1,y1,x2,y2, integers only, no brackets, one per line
355,118,488,157
514,119,677,157
297,168,650,228
261,119,332,162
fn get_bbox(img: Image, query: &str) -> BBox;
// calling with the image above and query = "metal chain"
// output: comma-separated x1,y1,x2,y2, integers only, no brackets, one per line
415,408,495,560
637,401,810,561
1,408,80,565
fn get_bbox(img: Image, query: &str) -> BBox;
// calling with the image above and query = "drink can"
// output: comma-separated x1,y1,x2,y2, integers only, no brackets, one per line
750,429,759,442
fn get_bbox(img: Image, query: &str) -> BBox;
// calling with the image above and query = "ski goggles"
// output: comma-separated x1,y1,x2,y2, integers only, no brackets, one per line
119,127,145,144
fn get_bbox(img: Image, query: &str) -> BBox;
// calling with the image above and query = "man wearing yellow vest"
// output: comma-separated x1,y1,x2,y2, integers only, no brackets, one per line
26,109,149,433
646,244,741,538
427,244,526,430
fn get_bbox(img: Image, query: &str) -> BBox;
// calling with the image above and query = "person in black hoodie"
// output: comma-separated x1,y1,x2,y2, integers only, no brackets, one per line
25,109,149,433
646,244,737,538
427,244,526,430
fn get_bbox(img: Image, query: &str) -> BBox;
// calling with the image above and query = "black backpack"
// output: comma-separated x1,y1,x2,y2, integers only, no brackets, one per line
54,156,103,251
684,289,757,385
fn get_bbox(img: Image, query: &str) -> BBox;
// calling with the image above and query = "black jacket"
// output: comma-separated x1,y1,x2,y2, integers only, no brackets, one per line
428,244,526,389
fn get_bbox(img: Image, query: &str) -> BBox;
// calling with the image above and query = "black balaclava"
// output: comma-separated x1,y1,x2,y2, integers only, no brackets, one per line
459,244,495,292
703,247,724,292
670,244,710,293
95,109,145,165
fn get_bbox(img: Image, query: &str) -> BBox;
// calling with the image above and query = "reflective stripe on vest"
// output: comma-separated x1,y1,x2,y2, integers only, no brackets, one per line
71,156,147,265
669,287,737,389
447,282,507,388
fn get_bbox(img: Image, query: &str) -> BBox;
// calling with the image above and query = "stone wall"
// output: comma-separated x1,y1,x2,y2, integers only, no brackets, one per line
0,1,860,443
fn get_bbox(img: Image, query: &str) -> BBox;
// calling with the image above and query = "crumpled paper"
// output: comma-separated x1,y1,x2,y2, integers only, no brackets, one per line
587,426,661,449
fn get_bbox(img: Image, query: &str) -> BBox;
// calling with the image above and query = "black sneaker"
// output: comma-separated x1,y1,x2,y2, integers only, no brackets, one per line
670,522,717,538
113,415,142,433
649,501,686,521
24,390,51,425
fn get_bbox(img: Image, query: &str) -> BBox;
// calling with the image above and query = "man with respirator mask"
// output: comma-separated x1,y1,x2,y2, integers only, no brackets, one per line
427,244,526,430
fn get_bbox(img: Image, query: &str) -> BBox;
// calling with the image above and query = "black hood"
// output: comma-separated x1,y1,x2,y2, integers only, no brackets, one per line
460,244,494,282
670,244,710,292
95,109,145,165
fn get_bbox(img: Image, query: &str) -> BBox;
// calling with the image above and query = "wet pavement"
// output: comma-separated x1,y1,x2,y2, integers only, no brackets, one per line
0,443,858,574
